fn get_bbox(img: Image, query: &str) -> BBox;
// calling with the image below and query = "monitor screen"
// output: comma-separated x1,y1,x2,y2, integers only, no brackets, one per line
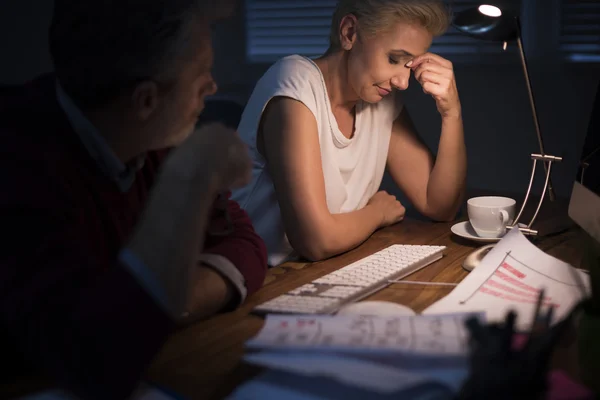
569,80,600,244
577,85,600,195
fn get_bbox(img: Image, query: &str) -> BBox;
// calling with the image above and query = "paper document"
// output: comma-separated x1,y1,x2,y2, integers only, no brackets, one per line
243,351,468,395
246,312,482,356
242,313,478,399
424,228,590,331
245,352,440,393
228,369,456,400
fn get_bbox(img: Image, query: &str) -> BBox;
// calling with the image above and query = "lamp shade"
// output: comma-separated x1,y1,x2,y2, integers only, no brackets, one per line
452,5,518,42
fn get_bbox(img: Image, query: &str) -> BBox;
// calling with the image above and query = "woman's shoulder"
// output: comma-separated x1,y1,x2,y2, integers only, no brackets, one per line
262,55,322,85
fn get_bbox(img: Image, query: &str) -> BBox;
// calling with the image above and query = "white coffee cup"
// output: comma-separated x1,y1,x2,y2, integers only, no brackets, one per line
467,196,516,238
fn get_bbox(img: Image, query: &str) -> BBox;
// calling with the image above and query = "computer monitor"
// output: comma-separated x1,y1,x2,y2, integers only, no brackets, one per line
568,80,600,244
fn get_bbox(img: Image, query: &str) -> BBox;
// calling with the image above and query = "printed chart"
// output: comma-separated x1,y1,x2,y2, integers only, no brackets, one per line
423,228,589,330
459,250,579,307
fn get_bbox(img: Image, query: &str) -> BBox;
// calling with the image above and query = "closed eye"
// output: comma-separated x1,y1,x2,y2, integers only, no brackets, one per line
388,56,399,65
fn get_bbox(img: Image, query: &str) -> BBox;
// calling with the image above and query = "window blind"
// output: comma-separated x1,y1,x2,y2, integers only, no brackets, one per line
560,0,600,62
245,0,521,63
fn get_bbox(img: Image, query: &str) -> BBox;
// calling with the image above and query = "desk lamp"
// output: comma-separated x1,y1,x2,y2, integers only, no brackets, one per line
453,4,562,236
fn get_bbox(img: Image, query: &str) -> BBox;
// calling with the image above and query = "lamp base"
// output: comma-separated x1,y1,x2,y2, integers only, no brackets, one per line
508,153,563,236
463,153,566,272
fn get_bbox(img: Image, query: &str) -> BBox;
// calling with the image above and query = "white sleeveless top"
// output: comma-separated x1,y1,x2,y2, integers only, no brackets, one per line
232,55,403,265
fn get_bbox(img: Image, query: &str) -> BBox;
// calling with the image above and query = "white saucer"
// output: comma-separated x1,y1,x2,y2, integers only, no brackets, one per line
336,301,416,317
450,221,503,243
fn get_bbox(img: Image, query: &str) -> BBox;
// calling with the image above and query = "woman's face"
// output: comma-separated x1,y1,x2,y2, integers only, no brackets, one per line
345,19,433,103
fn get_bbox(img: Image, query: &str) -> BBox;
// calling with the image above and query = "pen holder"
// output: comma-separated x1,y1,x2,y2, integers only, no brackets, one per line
577,305,600,394
458,309,568,400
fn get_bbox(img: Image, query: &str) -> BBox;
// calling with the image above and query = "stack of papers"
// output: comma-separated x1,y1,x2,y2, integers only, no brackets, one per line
229,312,483,399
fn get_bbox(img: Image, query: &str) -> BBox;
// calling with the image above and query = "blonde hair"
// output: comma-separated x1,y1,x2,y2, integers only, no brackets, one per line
329,0,450,49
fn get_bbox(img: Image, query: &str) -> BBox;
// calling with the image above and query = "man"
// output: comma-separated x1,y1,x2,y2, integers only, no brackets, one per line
0,1,267,399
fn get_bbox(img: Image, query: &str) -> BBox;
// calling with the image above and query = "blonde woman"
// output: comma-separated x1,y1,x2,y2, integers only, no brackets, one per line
232,0,467,264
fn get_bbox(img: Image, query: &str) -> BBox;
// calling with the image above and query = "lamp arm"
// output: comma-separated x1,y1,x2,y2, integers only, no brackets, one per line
514,16,556,201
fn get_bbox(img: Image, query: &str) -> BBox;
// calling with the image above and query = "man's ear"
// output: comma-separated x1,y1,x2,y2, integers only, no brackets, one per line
131,81,160,121
339,14,359,50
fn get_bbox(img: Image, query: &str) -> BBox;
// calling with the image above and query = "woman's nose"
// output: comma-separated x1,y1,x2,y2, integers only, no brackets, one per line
391,71,410,91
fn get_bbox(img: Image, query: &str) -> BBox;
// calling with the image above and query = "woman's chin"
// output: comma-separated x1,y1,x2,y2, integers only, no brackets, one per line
361,94,385,104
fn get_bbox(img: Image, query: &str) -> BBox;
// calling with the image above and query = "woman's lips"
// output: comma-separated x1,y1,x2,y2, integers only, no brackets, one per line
376,85,391,96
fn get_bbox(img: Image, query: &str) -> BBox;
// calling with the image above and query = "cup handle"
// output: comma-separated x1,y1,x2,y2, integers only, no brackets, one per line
499,210,510,226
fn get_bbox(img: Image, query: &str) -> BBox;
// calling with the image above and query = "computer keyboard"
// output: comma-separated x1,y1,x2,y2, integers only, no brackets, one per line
253,244,446,315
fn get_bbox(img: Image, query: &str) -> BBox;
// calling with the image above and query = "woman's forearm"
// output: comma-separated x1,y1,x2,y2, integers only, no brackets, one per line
291,204,383,261
425,114,467,220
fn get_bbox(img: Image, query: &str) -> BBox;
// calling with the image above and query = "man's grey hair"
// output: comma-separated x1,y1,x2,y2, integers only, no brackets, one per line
49,0,212,108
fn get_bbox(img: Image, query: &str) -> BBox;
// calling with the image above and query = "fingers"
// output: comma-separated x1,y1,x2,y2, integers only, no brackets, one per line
408,52,453,70
410,53,455,95
225,139,252,188
397,203,406,219
412,62,451,84
162,124,234,180
382,194,406,225
194,122,236,146
408,53,460,117
386,202,405,225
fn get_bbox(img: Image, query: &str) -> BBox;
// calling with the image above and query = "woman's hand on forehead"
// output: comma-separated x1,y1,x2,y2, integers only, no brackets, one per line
406,53,461,119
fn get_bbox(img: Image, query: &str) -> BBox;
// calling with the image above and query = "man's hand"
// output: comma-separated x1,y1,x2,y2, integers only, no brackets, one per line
181,263,234,323
162,122,252,190
130,122,252,319
408,53,461,119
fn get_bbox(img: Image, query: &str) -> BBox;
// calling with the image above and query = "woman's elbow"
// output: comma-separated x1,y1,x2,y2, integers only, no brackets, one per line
423,203,461,222
295,242,330,262
434,212,458,222
289,234,337,262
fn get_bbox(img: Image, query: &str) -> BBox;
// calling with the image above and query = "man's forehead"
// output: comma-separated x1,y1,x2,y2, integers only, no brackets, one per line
187,29,213,66
189,21,213,51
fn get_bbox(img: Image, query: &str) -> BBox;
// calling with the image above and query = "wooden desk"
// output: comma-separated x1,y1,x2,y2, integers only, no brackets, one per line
145,217,585,400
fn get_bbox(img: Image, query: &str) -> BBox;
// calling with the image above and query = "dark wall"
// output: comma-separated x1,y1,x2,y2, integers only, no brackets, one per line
2,0,598,205
0,0,54,83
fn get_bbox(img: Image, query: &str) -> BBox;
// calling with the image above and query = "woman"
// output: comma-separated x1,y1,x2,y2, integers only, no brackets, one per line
232,0,466,265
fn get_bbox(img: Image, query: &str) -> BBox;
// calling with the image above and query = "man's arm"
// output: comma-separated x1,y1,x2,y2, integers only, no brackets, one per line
180,194,268,322
184,264,237,321
0,152,224,399
201,194,268,296
0,124,251,400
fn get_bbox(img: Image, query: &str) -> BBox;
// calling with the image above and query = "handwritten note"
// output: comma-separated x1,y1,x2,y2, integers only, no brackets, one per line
424,228,590,331
246,312,482,356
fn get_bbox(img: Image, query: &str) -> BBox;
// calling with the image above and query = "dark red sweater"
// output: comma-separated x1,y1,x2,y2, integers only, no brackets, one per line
0,76,267,399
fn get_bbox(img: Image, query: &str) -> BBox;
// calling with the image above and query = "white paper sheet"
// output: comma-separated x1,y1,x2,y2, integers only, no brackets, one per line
246,312,482,356
423,228,590,331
